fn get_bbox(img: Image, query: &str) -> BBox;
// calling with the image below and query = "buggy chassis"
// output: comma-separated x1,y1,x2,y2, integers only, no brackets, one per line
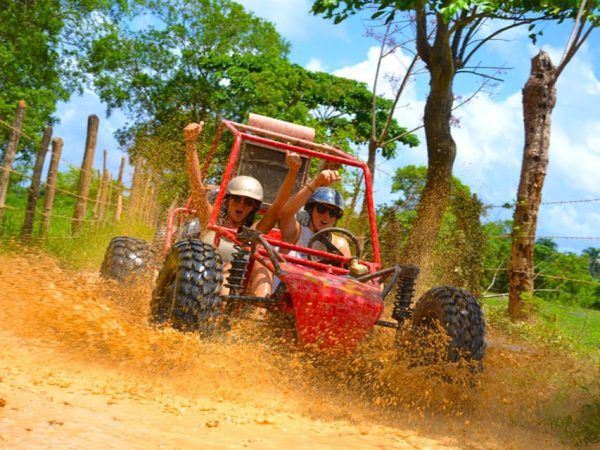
99,114,485,363
156,117,480,355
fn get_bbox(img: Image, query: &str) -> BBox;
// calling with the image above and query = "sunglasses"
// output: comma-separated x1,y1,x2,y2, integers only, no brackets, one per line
314,203,343,219
228,195,258,207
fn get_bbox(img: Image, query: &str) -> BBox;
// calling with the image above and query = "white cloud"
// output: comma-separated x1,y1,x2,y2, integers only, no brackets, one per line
333,46,420,102
451,91,523,202
326,35,600,253
236,0,349,42
305,58,325,72
539,205,600,254
547,47,600,198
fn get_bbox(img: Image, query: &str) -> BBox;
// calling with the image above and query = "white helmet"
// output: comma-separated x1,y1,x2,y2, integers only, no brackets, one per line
226,175,264,202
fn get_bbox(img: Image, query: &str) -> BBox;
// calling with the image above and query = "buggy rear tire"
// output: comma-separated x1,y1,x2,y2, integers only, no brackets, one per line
150,239,224,334
411,286,486,366
100,236,155,282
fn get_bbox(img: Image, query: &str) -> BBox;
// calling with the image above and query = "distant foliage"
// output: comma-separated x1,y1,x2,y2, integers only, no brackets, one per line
482,227,600,310
377,165,484,292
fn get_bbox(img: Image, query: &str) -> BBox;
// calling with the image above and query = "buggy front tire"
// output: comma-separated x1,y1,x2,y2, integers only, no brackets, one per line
150,239,224,334
411,286,486,366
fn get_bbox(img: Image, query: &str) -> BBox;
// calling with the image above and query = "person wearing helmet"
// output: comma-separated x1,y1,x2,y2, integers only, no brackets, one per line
184,122,302,264
278,168,350,259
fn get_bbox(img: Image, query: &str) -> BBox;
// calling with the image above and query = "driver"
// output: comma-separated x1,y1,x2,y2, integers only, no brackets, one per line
278,169,351,259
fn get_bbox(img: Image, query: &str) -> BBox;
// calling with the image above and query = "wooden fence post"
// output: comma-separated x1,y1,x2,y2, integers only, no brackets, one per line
92,169,102,221
93,150,108,223
71,114,99,234
97,164,110,226
116,156,125,188
102,173,113,226
115,194,123,223
0,100,27,225
140,168,152,225
39,138,63,240
21,126,52,240
113,156,125,223
127,157,144,222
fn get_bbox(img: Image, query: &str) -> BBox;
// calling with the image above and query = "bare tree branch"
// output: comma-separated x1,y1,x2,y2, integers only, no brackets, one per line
371,22,391,142
415,6,431,66
556,0,594,81
377,53,420,143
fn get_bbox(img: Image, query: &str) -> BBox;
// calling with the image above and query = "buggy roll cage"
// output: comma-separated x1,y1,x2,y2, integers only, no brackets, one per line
164,118,382,275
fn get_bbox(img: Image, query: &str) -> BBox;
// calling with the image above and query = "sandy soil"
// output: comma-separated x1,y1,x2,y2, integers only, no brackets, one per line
0,250,592,449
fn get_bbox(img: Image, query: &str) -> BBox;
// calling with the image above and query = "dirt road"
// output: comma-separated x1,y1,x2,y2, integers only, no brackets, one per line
0,250,587,449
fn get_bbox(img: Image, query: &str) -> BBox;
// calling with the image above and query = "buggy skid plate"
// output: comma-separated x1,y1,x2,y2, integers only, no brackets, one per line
278,262,384,351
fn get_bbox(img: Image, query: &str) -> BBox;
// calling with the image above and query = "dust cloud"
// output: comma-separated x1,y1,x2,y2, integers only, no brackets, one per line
0,250,594,449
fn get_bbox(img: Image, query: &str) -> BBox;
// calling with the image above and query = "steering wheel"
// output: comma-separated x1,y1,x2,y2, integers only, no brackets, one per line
305,227,362,264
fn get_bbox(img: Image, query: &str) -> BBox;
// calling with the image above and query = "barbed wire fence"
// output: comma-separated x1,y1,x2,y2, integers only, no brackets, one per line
1,101,598,291
0,101,161,243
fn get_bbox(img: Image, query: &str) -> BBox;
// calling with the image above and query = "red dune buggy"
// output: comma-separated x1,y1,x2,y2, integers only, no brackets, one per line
104,114,486,364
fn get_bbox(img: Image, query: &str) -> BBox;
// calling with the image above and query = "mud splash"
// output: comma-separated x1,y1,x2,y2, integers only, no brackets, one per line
0,250,596,448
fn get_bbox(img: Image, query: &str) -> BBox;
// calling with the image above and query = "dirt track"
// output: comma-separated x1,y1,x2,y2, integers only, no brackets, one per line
0,250,590,449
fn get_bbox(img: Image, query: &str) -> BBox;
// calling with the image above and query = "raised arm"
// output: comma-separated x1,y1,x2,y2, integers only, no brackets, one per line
255,152,302,234
184,122,212,230
278,169,342,244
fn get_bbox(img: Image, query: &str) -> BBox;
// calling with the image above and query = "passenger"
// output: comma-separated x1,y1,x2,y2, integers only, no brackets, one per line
278,169,351,259
184,122,301,295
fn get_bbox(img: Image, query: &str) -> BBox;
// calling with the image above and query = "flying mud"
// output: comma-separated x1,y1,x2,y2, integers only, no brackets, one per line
0,250,592,449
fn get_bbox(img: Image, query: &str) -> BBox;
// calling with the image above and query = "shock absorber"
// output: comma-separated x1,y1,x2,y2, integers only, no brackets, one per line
224,244,252,295
391,265,419,327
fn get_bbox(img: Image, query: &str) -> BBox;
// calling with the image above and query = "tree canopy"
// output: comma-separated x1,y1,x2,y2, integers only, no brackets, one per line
76,0,419,200
0,0,133,159
312,0,599,287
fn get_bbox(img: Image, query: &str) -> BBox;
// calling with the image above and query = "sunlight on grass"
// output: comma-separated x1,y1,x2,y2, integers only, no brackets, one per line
482,296,600,358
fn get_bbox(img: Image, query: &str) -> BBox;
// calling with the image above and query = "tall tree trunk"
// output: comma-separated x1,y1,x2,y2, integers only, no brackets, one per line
401,16,455,290
508,51,557,321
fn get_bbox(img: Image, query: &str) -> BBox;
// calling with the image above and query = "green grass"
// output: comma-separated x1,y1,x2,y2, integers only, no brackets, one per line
482,296,600,357
482,296,600,446
1,187,154,271
539,302,600,351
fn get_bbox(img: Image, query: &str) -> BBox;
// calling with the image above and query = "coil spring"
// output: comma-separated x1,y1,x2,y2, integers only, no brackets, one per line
224,244,251,294
392,272,417,326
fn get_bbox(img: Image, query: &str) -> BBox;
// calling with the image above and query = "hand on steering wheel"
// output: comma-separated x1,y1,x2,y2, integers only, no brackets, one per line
305,227,361,265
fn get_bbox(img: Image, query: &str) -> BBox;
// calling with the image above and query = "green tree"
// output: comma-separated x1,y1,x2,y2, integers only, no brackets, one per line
0,0,131,160
381,164,484,293
82,1,419,203
583,247,600,280
532,243,598,309
312,0,593,287
480,220,512,295
0,1,67,156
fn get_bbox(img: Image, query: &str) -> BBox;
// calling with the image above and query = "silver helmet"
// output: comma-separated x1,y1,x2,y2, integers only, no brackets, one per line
225,175,264,202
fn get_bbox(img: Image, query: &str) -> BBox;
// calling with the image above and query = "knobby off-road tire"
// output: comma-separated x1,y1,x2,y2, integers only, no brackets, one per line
150,239,224,334
411,286,486,367
100,236,155,282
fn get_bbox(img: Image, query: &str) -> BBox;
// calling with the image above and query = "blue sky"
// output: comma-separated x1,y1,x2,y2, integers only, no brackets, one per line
53,0,600,254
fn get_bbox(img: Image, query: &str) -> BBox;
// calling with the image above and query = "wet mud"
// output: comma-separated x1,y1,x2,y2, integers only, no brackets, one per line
0,250,595,449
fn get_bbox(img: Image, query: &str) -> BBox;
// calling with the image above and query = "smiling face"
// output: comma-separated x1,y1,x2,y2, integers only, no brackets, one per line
226,194,258,227
309,202,342,232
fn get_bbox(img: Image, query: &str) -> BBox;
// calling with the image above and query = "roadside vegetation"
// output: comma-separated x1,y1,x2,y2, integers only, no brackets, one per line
0,167,153,269
1,0,598,446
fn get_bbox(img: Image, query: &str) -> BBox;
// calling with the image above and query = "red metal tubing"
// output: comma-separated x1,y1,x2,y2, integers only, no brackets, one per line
209,131,243,227
163,207,196,257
